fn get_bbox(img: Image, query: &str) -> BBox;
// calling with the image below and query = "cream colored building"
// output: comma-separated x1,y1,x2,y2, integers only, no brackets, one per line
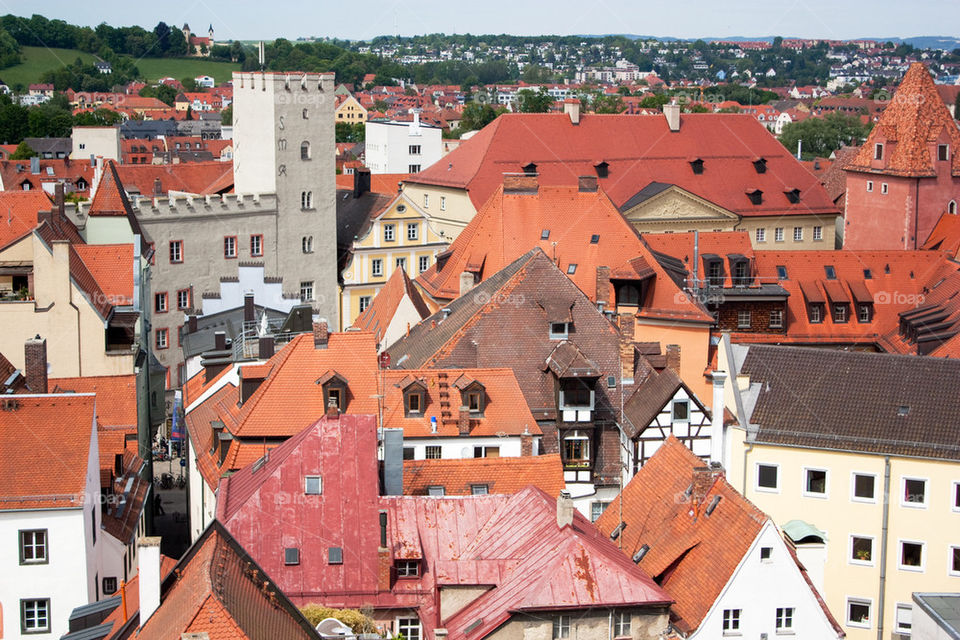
340,191,447,328
335,95,368,123
718,338,960,640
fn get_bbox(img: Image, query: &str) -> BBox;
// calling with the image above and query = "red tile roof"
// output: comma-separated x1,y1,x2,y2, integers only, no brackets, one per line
847,63,960,177
71,244,135,306
335,172,409,195
352,267,431,341
415,183,712,322
404,454,564,496
115,161,234,196
0,394,95,510
406,112,838,218
89,160,136,217
923,211,960,258
0,159,94,195
596,436,766,634
0,190,54,250
381,368,542,437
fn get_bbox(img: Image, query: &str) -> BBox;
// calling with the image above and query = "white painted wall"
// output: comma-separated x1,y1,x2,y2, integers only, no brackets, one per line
365,120,442,174
379,294,428,352
692,521,842,640
71,127,121,162
199,263,301,316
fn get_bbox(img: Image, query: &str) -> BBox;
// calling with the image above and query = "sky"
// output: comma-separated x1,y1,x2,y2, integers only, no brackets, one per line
1,0,957,42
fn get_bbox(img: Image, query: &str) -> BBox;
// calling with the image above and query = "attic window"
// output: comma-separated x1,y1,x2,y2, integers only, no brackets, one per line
863,269,872,279
567,264,577,275
406,391,423,415
252,454,268,473
784,188,801,204
471,484,489,495
549,322,569,340
590,234,600,244
824,265,837,280
594,161,609,178
396,560,420,577
874,143,883,161
939,144,949,161
284,548,300,565
522,162,538,175
776,265,788,280
610,521,626,540
897,405,910,417
616,283,641,306
305,476,322,495
746,189,763,205
689,158,704,174
328,547,343,564
753,158,767,173
541,229,550,240
464,389,484,415
428,486,445,496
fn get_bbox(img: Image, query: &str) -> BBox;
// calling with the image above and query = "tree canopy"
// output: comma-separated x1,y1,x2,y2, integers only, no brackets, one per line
778,112,872,159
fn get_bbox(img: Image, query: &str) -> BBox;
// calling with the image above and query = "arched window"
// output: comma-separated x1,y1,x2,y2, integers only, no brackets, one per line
300,141,311,160
301,191,313,209
949,200,957,215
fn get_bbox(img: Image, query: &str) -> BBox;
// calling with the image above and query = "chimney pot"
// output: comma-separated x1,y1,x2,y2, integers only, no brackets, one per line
258,336,275,359
214,331,226,351
521,431,533,456
557,490,574,528
313,321,329,349
665,344,681,374
691,466,723,508
24,336,48,394
243,294,255,322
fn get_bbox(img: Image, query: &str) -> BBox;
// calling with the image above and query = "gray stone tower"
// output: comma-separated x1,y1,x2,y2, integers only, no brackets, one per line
232,71,338,326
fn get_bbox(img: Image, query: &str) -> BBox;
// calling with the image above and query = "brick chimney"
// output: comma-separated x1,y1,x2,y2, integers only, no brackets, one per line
665,344,681,374
258,336,275,359
377,510,392,590
458,406,471,435
577,175,598,192
618,314,635,385
187,315,198,334
459,272,474,297
596,266,611,308
153,177,162,196
557,490,574,528
503,174,538,194
521,429,533,456
353,167,371,198
313,321,329,349
663,102,681,132
326,397,339,418
214,331,226,351
24,336,47,394
563,98,580,125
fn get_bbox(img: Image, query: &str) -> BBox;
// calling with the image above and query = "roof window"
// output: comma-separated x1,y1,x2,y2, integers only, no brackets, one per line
689,158,704,174
776,265,788,280
590,234,600,244
824,266,836,280
541,229,550,240
753,158,767,173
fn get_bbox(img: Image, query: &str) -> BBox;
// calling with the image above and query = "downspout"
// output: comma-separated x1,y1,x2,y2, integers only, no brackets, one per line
913,178,920,249
70,282,83,377
877,455,891,640
741,441,754,495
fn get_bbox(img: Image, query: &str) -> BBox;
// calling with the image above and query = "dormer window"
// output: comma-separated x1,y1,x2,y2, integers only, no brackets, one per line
453,376,487,416
731,260,749,286
550,322,570,340
522,162,537,175
833,303,848,323
317,371,349,412
402,380,427,417
746,189,763,205
689,158,704,174
466,389,483,414
616,283,640,306
784,188,801,204
875,143,883,161
939,144,950,161
809,303,824,324
594,161,609,178
753,158,767,173
704,257,724,286
562,430,591,468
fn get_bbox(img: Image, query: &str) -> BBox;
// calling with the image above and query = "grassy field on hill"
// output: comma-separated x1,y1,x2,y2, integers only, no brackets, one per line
1,46,97,87
0,46,241,88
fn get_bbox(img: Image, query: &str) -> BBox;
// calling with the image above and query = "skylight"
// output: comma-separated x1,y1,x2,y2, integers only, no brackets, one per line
590,234,600,244
541,229,550,240
824,266,836,280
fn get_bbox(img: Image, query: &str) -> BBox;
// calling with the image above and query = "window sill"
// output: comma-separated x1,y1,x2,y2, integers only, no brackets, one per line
803,492,828,499
898,565,924,573
775,630,796,636
900,502,928,509
755,486,780,494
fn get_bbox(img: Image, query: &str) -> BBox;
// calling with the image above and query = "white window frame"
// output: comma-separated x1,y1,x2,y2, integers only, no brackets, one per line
418,255,430,273
371,258,383,277
553,614,570,639
755,227,766,242
440,196,446,211
898,538,925,572
383,224,395,242
775,607,794,633
423,194,429,208
737,309,751,329
395,257,407,271
302,236,314,253
358,296,372,313
21,598,51,634
549,322,569,340
866,180,873,192
722,608,741,635
756,462,780,493
19,529,48,564
851,471,878,503
407,223,419,241
396,617,422,640
847,597,872,629
803,466,829,498
952,481,960,512
849,534,875,566
895,603,913,634
813,225,823,241
881,182,889,195
949,545,960,577
300,281,314,302
793,226,803,242
613,611,630,637
304,476,321,495
774,227,784,242
769,309,783,329
901,476,928,508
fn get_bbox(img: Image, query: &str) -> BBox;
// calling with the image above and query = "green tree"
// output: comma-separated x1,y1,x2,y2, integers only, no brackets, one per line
140,84,178,106
220,104,232,125
516,87,552,113
9,141,35,159
73,108,124,126
460,102,506,131
181,76,199,92
335,121,365,143
779,112,872,160
592,93,624,114
521,64,552,84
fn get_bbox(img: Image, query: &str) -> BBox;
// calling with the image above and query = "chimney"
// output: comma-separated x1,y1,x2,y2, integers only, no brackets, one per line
710,370,728,466
663,102,681,132
153,177,162,196
665,344,681,374
54,182,65,220
382,428,404,496
214,331,226,351
313,321,329,349
353,167,371,198
326,397,339,418
187,315,198,334
563,98,580,125
459,272,474,297
596,266,611,307
503,174,538,194
618,314,635,385
458,406,471,436
258,335,275,359
137,536,162,627
521,429,533,456
24,336,47,394
556,490,574,528
377,547,392,591
577,175,598,192
243,293,255,322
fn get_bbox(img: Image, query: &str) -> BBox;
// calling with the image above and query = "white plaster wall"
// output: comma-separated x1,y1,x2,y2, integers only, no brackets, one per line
366,122,442,174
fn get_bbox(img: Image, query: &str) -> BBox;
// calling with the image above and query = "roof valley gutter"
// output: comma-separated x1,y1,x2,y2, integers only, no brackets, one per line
876,455,891,640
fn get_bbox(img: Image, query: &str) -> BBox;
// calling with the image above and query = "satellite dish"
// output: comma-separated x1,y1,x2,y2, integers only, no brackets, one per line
461,446,472,457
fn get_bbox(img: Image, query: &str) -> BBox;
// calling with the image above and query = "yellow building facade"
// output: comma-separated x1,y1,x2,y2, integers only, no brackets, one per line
340,193,447,329
335,95,368,123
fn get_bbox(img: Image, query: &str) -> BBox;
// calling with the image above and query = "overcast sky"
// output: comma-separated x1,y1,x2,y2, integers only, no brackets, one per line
2,0,956,42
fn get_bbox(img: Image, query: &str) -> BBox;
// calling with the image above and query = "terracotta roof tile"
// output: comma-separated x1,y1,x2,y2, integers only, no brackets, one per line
352,267,431,341
404,454,564,496
115,161,234,196
923,211,960,258
0,190,54,250
71,243,135,306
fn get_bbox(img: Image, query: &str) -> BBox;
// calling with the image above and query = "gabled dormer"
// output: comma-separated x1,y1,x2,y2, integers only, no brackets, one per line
316,370,349,412
452,374,486,416
397,376,428,417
